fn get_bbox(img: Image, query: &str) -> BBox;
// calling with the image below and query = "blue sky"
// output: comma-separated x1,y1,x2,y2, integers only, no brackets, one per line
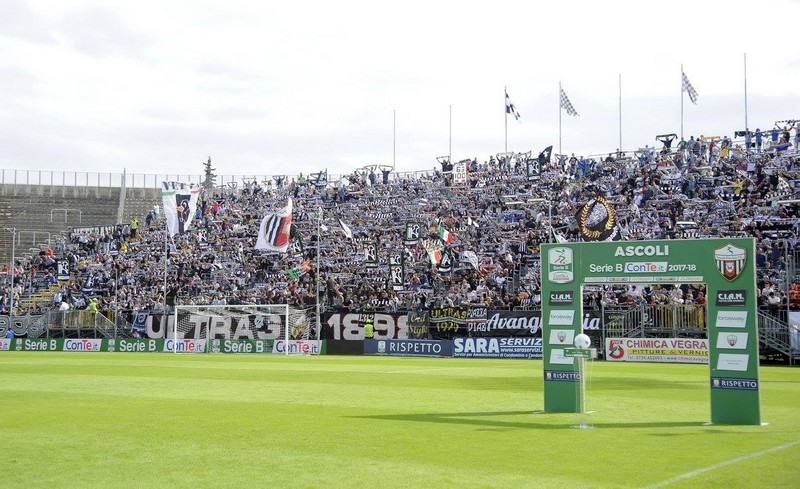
2,0,799,179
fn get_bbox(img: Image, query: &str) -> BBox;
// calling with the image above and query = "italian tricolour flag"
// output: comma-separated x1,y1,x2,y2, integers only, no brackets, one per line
438,225,453,244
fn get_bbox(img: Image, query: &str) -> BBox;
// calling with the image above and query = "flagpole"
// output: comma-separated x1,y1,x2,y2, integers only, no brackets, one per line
392,109,396,171
618,73,623,154
316,206,321,340
163,218,169,346
558,81,562,155
449,105,452,164
680,65,684,140
743,53,749,133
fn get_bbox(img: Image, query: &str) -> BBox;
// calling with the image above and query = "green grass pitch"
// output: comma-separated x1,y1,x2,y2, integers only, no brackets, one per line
1,353,798,488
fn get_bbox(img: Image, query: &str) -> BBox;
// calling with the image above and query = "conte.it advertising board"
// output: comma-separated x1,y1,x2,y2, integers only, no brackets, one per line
0,338,282,354
540,239,760,425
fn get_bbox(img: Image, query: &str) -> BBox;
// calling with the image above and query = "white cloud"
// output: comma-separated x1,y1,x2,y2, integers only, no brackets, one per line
1,0,799,180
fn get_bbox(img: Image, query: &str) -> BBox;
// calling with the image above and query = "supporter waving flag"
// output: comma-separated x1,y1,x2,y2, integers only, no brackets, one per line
338,218,353,240
438,225,453,244
162,181,201,236
404,222,421,245
364,241,378,267
424,239,443,266
289,231,303,258
437,248,453,273
256,199,293,252
575,195,621,242
463,250,480,270
389,250,405,291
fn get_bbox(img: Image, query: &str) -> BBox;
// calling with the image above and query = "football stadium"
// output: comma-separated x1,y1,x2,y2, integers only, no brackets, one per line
3,2,800,488
2,122,800,487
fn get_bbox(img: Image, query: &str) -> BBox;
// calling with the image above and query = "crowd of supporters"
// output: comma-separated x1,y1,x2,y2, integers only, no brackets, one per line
2,123,800,322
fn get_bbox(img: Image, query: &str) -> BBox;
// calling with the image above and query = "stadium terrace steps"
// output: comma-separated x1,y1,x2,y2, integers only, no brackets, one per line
121,187,161,223
0,184,161,262
0,184,122,261
0,195,11,263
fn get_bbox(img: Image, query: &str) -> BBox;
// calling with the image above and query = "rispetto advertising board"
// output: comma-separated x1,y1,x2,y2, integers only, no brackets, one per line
364,339,452,357
605,337,709,364
453,337,543,359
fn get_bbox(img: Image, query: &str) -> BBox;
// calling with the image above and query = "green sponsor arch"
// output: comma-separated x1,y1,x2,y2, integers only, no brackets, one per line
540,238,761,425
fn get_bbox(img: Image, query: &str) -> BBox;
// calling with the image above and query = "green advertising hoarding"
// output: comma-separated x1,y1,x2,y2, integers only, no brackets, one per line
207,339,274,354
541,238,760,425
2,338,275,354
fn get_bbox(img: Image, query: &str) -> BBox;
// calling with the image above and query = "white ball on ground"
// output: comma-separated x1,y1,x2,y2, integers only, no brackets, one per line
574,333,591,349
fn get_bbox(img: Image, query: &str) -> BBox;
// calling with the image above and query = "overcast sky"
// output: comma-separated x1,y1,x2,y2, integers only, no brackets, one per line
2,0,799,181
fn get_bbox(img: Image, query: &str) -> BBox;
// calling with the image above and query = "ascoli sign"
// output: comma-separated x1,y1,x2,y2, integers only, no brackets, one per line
541,238,760,425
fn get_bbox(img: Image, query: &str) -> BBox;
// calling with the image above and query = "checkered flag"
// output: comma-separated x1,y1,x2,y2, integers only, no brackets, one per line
560,88,579,116
682,72,698,104
505,90,520,120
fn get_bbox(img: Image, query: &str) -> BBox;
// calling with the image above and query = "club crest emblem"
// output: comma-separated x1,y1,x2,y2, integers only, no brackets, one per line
714,244,746,281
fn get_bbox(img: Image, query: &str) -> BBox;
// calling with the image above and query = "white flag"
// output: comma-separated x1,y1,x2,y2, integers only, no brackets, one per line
161,181,201,236
338,218,353,240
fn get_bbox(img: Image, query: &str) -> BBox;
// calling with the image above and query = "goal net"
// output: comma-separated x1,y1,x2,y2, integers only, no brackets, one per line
170,304,314,354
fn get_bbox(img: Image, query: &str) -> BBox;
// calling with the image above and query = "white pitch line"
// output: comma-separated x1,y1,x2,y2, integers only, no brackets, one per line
644,439,800,488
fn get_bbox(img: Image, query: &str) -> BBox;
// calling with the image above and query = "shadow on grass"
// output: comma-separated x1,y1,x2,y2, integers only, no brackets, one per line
348,410,704,430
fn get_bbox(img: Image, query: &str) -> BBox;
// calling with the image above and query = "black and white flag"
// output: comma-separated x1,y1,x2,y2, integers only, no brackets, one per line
404,222,420,245
389,250,405,291
437,247,453,273
560,88,579,116
364,242,378,268
505,90,521,120
162,181,201,236
57,260,70,281
197,229,209,249
682,72,698,104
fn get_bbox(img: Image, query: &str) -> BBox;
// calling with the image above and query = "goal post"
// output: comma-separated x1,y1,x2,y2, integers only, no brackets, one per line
170,304,311,354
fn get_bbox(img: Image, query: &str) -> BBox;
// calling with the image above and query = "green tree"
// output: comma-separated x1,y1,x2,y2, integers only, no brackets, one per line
202,156,217,189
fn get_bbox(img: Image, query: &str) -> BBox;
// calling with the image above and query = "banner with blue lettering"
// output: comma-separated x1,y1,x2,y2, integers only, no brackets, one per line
453,337,543,359
364,339,452,357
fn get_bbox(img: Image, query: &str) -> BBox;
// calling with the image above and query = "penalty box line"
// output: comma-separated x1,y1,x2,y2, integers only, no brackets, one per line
644,439,800,488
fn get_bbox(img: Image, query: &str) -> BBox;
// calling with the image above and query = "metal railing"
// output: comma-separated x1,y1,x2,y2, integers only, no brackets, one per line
0,168,441,190
605,303,707,338
22,310,133,339
757,311,797,365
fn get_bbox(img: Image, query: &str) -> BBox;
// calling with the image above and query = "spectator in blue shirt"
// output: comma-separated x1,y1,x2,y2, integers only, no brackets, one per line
755,129,763,153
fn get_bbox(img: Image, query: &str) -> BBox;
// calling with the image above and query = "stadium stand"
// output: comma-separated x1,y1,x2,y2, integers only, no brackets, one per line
1,122,800,362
